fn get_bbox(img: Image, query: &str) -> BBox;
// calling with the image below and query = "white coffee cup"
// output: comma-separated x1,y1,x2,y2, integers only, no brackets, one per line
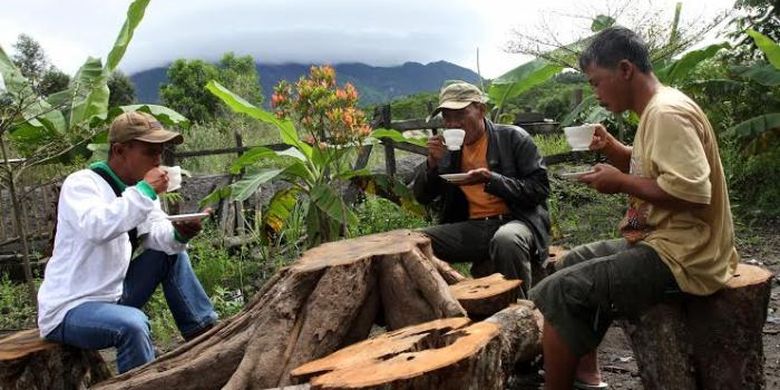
442,129,466,151
160,165,182,192
563,124,596,151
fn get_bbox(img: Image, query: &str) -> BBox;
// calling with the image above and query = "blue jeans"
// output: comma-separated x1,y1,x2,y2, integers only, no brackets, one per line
45,250,217,373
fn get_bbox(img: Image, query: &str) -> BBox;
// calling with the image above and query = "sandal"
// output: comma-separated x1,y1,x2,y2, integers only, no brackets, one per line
573,379,608,389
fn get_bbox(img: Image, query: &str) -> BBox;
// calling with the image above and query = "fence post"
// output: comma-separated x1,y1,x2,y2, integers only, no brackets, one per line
379,105,396,177
162,145,180,214
234,131,246,235
426,101,439,136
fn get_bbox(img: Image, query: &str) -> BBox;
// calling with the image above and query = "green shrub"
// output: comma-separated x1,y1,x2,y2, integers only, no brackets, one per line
0,276,38,330
548,173,624,246
720,138,780,219
350,195,428,236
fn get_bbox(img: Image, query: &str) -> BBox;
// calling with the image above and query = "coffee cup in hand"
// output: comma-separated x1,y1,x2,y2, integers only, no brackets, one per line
160,165,183,192
563,124,596,151
442,129,466,151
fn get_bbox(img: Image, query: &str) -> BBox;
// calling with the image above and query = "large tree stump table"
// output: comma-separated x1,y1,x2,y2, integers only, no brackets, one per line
94,230,467,390
620,263,773,390
0,329,111,389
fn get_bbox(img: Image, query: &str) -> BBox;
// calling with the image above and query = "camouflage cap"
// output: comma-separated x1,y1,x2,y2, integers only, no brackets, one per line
429,81,488,118
109,111,183,144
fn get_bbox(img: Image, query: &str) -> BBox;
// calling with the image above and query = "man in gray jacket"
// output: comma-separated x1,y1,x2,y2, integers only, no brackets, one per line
412,81,551,295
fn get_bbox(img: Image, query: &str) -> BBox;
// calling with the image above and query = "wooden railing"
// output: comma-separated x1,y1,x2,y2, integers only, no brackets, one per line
0,104,594,252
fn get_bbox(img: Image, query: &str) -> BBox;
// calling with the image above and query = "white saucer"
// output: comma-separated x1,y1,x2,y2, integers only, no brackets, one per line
440,173,470,182
571,147,591,152
559,170,595,181
167,212,209,222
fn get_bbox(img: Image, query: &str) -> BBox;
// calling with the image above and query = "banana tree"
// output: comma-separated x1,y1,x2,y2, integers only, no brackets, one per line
0,0,187,301
487,15,619,123
203,80,419,247
725,29,780,154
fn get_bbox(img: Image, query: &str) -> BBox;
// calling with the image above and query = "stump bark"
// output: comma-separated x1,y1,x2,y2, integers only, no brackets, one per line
450,273,522,318
0,329,111,390
93,230,466,390
291,301,542,389
621,263,773,390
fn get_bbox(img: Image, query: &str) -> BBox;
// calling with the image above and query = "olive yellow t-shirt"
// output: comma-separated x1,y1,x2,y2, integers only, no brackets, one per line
620,86,739,295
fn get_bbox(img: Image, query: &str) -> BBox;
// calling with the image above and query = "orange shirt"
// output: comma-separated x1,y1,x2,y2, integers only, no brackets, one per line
460,133,510,218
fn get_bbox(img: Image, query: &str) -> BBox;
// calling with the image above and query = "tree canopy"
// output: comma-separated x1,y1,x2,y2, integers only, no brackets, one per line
160,53,263,124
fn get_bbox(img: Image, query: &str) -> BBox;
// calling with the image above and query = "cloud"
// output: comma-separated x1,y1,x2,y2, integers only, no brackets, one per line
121,0,486,71
0,0,737,79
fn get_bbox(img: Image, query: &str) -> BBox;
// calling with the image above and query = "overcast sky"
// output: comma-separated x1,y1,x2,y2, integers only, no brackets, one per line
1,0,735,79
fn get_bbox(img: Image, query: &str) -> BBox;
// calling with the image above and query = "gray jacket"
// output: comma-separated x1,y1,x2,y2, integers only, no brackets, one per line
412,119,551,263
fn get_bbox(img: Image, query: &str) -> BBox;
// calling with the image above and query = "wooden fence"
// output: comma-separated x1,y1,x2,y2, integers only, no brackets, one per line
0,103,594,255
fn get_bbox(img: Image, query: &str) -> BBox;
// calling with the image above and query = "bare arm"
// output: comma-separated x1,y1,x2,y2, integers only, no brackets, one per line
580,164,706,210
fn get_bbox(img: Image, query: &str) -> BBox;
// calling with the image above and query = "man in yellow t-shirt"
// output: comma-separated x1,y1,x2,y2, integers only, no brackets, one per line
529,27,739,390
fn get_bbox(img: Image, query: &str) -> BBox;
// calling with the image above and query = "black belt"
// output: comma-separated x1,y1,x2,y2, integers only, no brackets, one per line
471,214,512,221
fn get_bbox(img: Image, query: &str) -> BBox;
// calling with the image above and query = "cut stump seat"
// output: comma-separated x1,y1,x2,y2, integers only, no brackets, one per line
620,263,774,390
449,273,522,318
0,329,111,390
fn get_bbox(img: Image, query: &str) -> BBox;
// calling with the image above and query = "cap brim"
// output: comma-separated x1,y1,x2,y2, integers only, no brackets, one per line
429,100,474,118
134,129,184,145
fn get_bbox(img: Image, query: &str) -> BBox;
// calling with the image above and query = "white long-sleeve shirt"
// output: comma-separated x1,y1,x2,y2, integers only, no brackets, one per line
37,166,187,337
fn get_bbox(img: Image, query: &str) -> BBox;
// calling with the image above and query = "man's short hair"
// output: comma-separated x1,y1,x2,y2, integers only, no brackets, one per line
579,26,653,73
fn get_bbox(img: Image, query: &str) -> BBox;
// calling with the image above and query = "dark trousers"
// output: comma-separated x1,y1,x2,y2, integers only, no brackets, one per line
422,218,536,295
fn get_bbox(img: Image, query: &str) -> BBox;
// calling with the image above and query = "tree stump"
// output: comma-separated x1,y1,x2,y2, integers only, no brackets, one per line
621,263,773,390
532,245,567,285
291,302,542,389
291,318,502,389
450,273,522,318
0,329,111,390
483,301,544,375
93,230,466,390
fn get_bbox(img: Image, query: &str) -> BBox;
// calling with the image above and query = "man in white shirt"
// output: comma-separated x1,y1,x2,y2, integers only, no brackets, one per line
37,111,217,374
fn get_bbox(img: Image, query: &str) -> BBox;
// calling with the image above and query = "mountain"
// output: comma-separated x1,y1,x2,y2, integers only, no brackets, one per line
130,61,481,106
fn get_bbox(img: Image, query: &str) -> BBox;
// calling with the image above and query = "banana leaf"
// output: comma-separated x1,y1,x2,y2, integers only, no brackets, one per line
67,57,109,128
747,29,780,70
734,64,780,87
106,0,151,72
200,186,233,208
229,146,278,175
206,80,312,159
0,46,31,99
0,46,66,139
488,59,564,112
111,104,190,129
230,168,284,202
369,128,426,147
728,113,780,141
263,187,301,233
591,15,616,32
310,183,358,227
656,43,729,85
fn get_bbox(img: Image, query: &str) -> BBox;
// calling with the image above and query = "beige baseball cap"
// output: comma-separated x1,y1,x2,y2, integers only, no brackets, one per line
429,81,488,117
108,111,183,144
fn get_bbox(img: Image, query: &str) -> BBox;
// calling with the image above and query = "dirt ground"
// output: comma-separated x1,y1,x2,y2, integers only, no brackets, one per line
592,223,780,390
